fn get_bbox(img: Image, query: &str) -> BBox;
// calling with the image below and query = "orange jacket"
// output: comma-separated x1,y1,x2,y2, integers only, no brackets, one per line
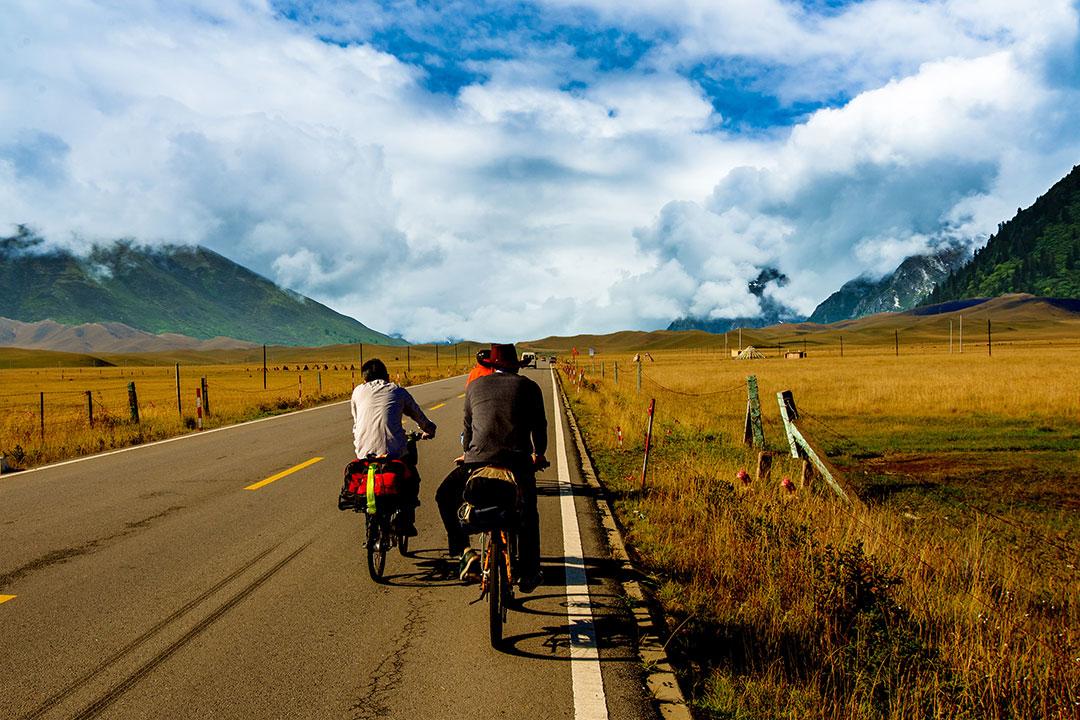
466,363,494,386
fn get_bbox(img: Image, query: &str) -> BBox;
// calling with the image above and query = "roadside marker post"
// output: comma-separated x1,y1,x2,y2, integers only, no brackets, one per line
195,388,203,431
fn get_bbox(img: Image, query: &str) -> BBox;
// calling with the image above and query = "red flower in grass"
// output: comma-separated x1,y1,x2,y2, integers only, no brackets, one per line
781,477,795,493
736,469,750,484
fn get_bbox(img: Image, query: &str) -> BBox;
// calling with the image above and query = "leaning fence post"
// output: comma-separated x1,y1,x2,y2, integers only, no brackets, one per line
641,398,656,492
776,390,800,458
86,390,94,428
128,382,139,423
744,375,765,448
775,390,851,503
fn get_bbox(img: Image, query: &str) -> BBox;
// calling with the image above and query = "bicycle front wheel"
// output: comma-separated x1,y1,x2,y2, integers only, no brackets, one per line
366,514,388,582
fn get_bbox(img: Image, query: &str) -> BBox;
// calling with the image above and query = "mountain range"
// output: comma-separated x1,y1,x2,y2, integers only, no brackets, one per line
0,228,403,348
671,163,1080,332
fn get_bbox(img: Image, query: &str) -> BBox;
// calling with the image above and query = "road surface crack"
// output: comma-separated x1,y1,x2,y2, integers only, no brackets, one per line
348,589,432,720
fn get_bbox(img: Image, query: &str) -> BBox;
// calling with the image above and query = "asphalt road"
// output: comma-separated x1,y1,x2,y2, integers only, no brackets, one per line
0,365,653,719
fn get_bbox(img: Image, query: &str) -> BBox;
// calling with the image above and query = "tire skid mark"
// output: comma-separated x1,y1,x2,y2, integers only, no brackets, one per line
69,541,311,720
0,506,187,591
348,589,432,720
22,543,281,720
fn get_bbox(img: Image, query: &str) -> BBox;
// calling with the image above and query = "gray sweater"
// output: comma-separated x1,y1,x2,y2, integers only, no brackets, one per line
463,372,547,466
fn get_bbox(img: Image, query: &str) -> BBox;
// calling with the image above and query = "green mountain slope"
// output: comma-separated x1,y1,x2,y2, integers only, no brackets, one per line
928,164,1080,303
1,228,403,347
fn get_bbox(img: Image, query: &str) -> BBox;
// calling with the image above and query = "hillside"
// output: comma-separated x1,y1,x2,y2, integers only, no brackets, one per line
927,164,1080,303
0,228,404,347
530,294,1080,353
0,318,259,354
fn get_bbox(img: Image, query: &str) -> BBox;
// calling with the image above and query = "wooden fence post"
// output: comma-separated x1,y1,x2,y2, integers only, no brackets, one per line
298,375,303,405
636,360,642,393
756,452,773,482
86,390,94,428
40,392,45,443
614,361,619,385
200,377,210,417
744,375,765,448
263,345,267,389
641,398,656,492
775,390,852,503
128,382,139,423
175,363,182,416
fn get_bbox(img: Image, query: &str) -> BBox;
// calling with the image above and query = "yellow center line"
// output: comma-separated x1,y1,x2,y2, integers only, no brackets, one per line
245,457,323,491
0,595,15,605
457,393,465,398
429,402,446,410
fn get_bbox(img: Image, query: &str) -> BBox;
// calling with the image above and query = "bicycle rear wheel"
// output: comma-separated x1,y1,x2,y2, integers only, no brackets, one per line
488,534,504,649
366,514,388,582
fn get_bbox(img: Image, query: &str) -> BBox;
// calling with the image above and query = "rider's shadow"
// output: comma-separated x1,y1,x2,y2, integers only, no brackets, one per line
378,547,468,587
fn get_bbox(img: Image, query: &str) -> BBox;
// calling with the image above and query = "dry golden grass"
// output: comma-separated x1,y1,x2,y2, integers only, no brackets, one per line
561,343,1078,719
0,346,469,469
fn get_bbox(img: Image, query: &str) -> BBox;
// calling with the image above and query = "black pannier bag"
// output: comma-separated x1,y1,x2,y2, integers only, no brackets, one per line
458,465,521,531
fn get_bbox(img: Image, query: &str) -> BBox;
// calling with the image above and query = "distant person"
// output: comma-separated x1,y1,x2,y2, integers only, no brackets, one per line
466,348,495,386
436,343,547,590
351,359,436,535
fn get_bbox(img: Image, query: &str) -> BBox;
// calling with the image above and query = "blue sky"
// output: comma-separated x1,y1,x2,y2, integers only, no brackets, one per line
2,1,1079,341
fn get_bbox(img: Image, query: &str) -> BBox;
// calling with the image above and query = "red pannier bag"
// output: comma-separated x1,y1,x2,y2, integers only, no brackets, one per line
338,458,411,512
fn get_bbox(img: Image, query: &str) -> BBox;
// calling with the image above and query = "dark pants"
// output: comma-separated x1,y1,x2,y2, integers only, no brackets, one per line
436,461,540,576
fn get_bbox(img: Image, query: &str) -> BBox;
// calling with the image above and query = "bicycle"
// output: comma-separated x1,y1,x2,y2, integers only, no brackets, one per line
460,459,548,648
339,432,426,583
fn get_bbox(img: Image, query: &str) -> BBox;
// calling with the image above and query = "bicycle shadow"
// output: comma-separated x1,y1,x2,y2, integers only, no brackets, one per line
496,589,639,662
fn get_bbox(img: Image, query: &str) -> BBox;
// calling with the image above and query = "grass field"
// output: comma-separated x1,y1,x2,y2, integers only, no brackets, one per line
0,343,476,470
558,337,1078,719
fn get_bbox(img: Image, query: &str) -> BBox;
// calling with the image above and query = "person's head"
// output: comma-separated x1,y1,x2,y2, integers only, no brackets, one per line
482,343,525,373
361,358,390,383
475,348,491,366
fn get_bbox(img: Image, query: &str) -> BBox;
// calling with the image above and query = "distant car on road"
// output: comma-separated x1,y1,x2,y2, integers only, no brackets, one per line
520,351,537,368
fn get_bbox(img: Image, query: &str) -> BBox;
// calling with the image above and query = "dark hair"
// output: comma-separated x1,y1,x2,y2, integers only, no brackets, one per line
361,358,390,383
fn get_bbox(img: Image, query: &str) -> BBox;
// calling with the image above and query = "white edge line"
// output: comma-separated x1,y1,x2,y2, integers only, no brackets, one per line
552,368,609,720
6,374,466,477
